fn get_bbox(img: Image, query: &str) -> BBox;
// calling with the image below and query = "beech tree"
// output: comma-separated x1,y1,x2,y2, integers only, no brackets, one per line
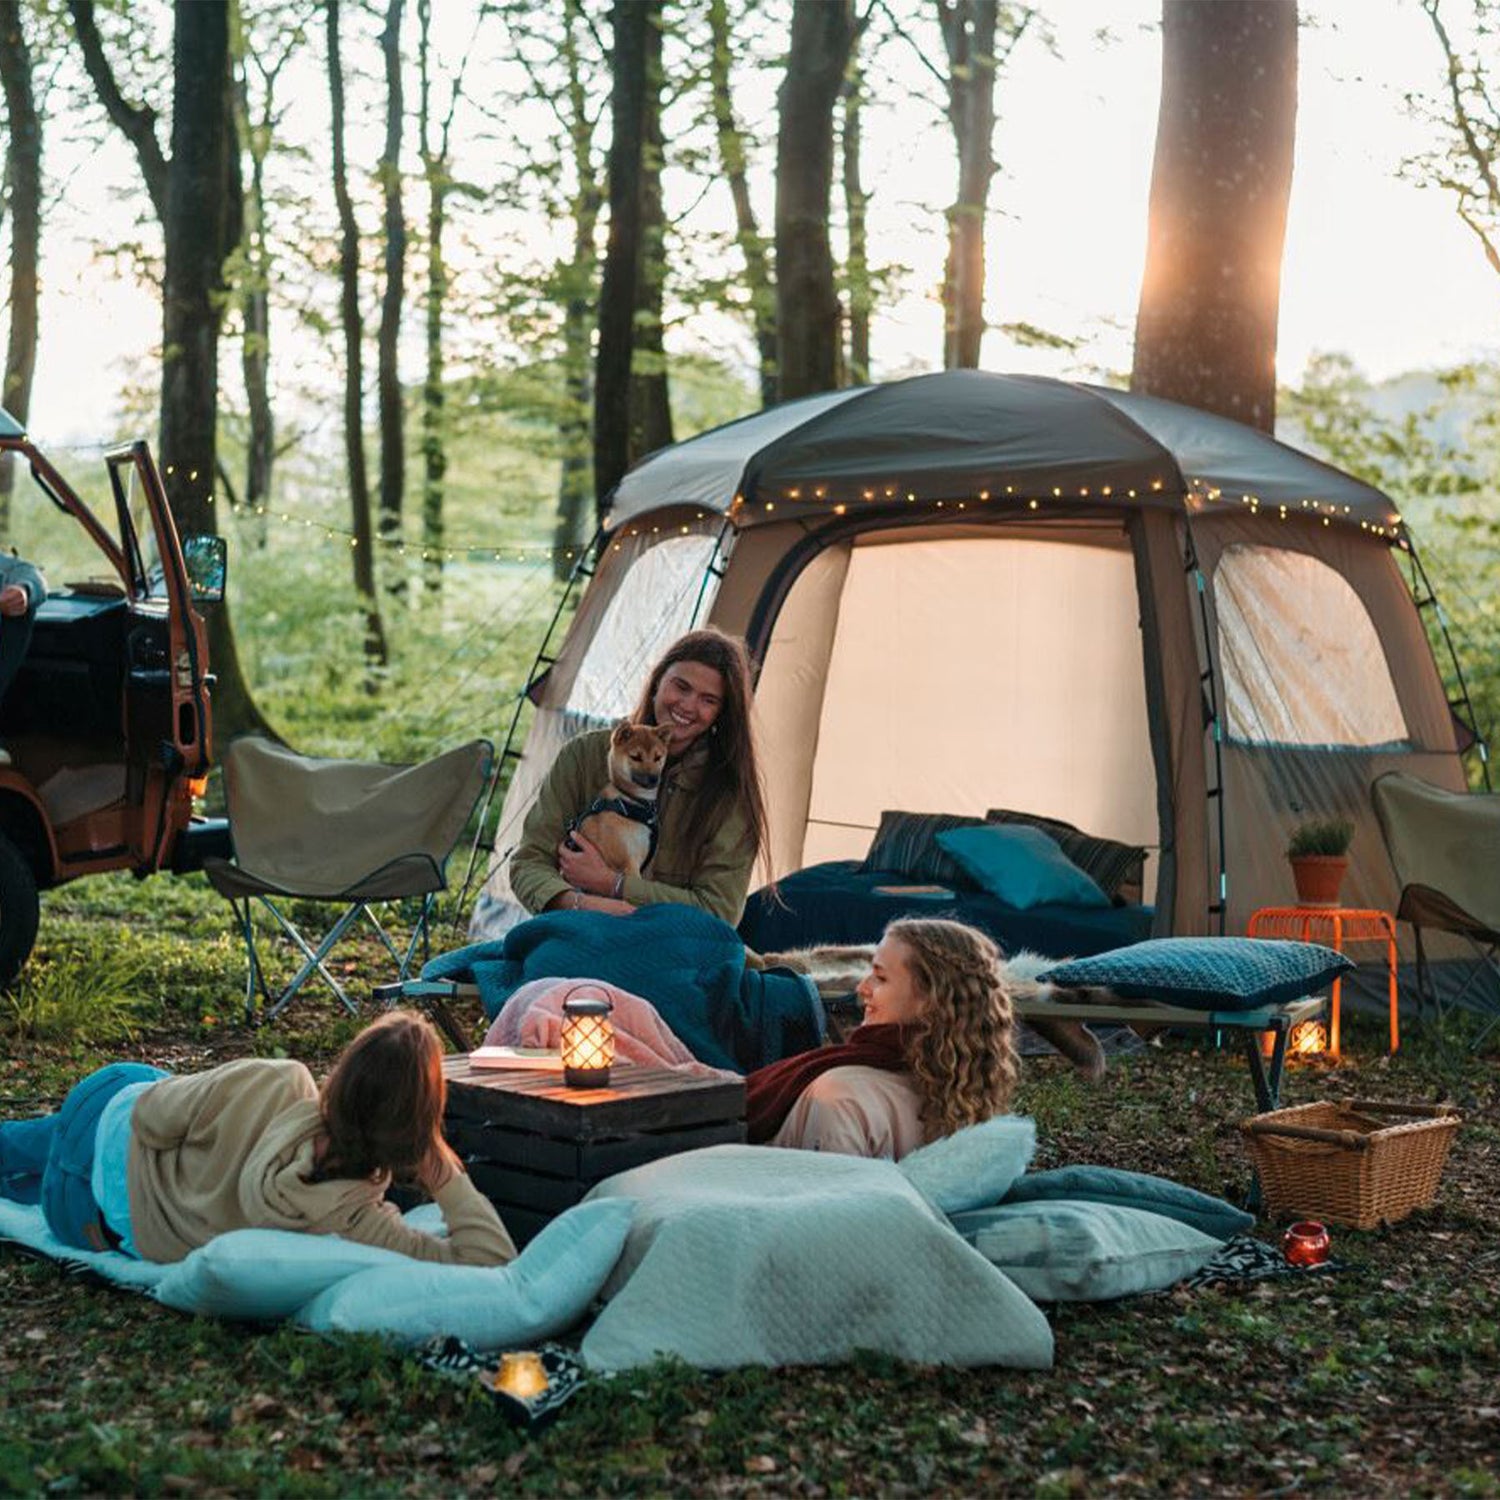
0,0,40,531
326,0,387,665
775,0,859,400
377,0,405,600
68,0,270,736
1131,0,1298,431
841,56,870,385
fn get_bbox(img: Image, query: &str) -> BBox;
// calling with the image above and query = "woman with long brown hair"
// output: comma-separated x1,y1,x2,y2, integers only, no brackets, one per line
509,626,770,925
0,1011,515,1266
746,918,1021,1159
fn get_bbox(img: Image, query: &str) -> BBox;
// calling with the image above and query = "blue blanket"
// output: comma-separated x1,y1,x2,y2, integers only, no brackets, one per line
422,905,824,1073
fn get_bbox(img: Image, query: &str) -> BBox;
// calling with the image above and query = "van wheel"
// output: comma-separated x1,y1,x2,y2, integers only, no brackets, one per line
0,831,40,987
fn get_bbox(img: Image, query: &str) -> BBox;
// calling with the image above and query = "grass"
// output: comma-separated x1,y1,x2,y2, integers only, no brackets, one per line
2,874,1497,1496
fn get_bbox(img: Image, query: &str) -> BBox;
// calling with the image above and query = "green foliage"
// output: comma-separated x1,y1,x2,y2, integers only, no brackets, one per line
1286,817,1355,859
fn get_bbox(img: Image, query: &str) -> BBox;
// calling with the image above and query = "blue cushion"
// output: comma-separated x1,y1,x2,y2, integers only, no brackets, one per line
995,1166,1253,1241
935,825,1109,911
896,1116,1036,1214
1037,937,1353,1011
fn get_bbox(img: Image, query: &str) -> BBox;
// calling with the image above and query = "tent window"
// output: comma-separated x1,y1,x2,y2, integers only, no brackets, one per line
569,534,722,721
1214,544,1408,748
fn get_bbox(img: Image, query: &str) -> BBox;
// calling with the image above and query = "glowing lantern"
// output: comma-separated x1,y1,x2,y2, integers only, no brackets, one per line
493,1351,549,1400
560,987,615,1088
1290,1020,1329,1056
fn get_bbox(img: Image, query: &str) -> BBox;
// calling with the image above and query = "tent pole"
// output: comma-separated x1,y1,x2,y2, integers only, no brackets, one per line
1183,522,1228,936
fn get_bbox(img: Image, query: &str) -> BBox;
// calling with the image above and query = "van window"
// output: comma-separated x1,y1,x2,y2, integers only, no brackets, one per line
1214,544,1408,747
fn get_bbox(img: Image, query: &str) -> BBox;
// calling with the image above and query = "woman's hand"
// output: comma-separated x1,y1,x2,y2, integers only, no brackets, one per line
0,585,29,618
545,890,635,917
557,830,618,895
415,1137,463,1196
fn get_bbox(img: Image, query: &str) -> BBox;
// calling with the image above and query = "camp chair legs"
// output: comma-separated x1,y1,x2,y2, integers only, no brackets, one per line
372,978,475,1052
233,894,437,1025
1412,925,1500,1052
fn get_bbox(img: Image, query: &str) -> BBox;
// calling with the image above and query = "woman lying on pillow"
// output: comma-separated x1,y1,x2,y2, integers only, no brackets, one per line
0,1011,516,1267
746,918,1020,1160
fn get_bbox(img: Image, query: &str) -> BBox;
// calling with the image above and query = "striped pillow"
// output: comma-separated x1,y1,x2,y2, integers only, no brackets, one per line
986,808,1146,901
860,811,986,888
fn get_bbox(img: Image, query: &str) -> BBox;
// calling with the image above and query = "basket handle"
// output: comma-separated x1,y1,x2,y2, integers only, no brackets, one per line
1241,1120,1371,1149
1345,1099,1462,1120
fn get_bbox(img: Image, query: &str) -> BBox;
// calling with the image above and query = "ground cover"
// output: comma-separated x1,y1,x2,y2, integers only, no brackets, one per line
2,876,1497,1497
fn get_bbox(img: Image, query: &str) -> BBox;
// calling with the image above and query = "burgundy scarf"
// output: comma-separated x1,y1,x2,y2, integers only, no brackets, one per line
745,1023,915,1142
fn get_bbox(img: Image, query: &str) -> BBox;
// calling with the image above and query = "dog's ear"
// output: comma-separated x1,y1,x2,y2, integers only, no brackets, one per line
653,724,675,747
611,718,633,743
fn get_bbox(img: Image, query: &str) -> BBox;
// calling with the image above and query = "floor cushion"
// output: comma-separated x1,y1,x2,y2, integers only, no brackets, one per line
998,1166,1253,1241
897,1115,1037,1214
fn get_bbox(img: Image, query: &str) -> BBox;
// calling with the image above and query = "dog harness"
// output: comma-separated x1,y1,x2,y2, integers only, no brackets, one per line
569,793,660,870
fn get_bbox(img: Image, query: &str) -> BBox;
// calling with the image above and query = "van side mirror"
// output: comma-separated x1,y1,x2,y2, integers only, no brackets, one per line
183,534,227,604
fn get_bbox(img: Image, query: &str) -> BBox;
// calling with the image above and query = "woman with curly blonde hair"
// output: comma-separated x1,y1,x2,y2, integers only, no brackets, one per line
746,918,1020,1159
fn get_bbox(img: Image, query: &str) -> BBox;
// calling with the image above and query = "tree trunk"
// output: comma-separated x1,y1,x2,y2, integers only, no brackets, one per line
0,0,41,534
552,0,601,580
774,0,855,400
232,46,273,540
417,0,444,598
593,0,657,511
707,0,776,407
939,0,999,369
1131,0,1298,431
327,0,387,665
628,2,672,463
841,56,869,385
160,0,265,738
377,0,406,601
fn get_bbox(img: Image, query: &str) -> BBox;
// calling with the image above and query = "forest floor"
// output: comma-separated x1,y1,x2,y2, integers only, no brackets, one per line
1,872,1497,1498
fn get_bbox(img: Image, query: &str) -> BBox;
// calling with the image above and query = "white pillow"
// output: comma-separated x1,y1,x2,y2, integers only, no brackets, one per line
965,1200,1221,1302
298,1198,634,1349
579,1144,1053,1372
897,1115,1037,1214
154,1230,414,1320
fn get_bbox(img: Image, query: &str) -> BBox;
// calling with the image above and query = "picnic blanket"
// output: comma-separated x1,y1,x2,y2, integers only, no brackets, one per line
422,904,824,1072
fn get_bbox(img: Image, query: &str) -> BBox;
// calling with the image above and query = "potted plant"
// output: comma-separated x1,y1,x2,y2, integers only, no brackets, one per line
1286,817,1355,905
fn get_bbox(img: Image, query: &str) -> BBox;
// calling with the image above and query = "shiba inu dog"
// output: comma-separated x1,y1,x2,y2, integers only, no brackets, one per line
570,720,675,879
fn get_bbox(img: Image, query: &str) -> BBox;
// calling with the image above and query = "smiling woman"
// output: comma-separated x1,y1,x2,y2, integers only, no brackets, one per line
506,626,770,924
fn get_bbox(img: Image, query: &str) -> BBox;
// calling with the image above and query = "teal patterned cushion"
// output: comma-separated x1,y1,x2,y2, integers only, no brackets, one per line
859,810,985,888
986,808,1147,900
1036,937,1353,1012
936,825,1109,911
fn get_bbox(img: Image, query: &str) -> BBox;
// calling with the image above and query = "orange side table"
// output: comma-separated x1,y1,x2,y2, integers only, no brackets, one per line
1246,906,1400,1060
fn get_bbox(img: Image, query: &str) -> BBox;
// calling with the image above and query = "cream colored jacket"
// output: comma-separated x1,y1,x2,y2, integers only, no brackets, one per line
127,1058,516,1266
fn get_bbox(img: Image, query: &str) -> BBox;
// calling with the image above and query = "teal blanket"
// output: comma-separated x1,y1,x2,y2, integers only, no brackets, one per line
423,904,824,1072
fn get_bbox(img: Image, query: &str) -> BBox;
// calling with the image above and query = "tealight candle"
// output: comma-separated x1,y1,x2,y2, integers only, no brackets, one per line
1282,1220,1331,1267
494,1351,549,1401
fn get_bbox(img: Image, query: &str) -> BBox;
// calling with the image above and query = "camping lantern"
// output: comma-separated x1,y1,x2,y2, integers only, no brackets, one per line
1290,1020,1329,1056
560,987,615,1087
1281,1220,1332,1267
493,1351,549,1400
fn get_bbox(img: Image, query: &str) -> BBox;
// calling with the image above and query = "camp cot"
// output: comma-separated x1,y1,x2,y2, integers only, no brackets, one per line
468,370,1487,983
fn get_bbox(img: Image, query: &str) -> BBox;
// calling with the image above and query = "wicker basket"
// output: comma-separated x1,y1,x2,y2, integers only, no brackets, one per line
1240,1099,1462,1229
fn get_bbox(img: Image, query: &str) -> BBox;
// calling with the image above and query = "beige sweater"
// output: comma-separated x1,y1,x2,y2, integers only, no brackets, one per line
127,1058,516,1267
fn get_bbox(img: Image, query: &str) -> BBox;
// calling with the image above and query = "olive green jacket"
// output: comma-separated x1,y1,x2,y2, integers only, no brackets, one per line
508,728,755,925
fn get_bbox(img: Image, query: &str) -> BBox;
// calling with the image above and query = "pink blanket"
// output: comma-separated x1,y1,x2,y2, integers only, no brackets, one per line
482,978,738,1079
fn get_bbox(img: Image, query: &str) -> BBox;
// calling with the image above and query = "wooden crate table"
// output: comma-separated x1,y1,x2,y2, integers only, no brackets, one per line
1246,906,1400,1060
441,1057,746,1247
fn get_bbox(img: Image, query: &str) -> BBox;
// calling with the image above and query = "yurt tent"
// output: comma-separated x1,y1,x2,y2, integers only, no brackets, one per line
469,371,1479,953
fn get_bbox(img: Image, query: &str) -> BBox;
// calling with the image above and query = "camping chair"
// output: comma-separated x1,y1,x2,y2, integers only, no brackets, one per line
204,736,493,1024
1372,771,1500,1048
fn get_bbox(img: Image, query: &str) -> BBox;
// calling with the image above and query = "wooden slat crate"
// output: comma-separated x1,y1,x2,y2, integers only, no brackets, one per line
442,1058,746,1246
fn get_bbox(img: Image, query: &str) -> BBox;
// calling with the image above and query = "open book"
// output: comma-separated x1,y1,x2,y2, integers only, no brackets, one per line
468,1046,566,1072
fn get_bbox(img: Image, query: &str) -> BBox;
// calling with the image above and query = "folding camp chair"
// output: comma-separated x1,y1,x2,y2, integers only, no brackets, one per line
204,736,493,1023
1372,771,1500,1048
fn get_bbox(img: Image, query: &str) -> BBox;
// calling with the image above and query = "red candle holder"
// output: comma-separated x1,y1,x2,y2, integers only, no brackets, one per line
1282,1220,1331,1267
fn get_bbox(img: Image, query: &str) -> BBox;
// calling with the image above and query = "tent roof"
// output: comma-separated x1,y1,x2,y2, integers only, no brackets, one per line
605,371,1403,538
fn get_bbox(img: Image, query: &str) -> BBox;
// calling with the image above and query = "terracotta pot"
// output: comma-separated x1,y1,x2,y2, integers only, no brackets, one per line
1290,854,1348,905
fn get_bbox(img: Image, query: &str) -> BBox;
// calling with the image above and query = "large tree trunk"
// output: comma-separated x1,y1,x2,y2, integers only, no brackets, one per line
232,47,273,538
377,0,406,601
939,0,999,370
593,0,661,511
628,3,672,463
0,0,41,534
707,0,776,407
552,0,601,579
327,0,387,665
160,0,265,737
841,56,869,386
417,0,444,599
1131,0,1298,431
775,0,856,400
